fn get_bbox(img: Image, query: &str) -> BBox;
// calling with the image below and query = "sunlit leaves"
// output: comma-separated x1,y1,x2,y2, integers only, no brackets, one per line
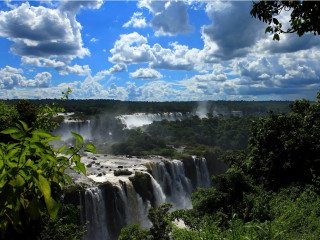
71,132,83,145
0,120,95,236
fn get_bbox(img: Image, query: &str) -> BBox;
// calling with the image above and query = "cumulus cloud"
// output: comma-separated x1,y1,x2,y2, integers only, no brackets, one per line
202,1,266,60
20,72,51,88
123,12,147,28
0,1,103,69
0,66,51,89
57,64,91,76
109,32,154,64
233,53,320,96
130,68,163,79
109,32,204,71
139,0,193,36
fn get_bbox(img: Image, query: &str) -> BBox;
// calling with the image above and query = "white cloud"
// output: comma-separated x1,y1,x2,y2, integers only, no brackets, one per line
109,32,205,71
138,0,192,36
58,64,91,76
109,32,154,64
123,12,147,28
21,56,65,68
0,1,103,73
90,37,99,42
130,68,163,79
20,72,51,88
0,66,51,89
202,1,266,60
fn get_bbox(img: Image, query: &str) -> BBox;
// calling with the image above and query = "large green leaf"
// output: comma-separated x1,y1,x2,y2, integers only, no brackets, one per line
85,143,95,150
76,162,86,176
13,174,25,187
58,145,67,153
44,196,59,219
71,132,84,145
7,148,19,159
18,120,29,132
73,154,80,163
32,129,53,138
1,127,20,134
37,174,51,199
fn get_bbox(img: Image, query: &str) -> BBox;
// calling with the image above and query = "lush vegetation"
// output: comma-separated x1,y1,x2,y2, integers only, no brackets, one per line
3,99,291,119
0,95,96,239
119,92,320,239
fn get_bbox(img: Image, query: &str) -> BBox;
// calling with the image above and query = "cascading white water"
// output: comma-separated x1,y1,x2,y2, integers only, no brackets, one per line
116,181,151,228
193,157,211,188
79,156,212,240
81,187,110,240
146,160,193,209
116,112,185,129
149,174,166,207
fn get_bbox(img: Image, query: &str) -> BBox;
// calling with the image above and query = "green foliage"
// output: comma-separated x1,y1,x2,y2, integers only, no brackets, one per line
0,121,96,238
146,115,254,154
118,224,148,240
40,204,86,240
111,129,168,156
119,203,173,240
251,1,320,40
248,97,320,189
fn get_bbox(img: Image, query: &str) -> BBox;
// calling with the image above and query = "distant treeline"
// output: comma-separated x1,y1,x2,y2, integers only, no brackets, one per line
2,99,292,116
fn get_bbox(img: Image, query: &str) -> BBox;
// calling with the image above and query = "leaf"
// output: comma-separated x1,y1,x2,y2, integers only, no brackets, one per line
1,127,20,135
7,143,19,151
73,154,80,163
10,132,25,141
85,143,95,150
18,120,29,132
42,136,61,143
71,132,83,145
273,33,280,41
14,174,25,187
272,18,279,25
45,196,59,219
30,142,47,151
32,129,53,138
64,174,72,184
66,147,75,155
76,162,86,176
7,148,19,159
37,175,51,200
58,145,67,154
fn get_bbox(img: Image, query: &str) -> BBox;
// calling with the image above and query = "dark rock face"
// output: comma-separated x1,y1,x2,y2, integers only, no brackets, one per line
129,172,156,207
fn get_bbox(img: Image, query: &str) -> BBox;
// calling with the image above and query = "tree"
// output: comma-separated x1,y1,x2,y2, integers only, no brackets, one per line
0,89,96,239
0,121,96,238
118,203,173,240
251,1,320,40
247,95,320,189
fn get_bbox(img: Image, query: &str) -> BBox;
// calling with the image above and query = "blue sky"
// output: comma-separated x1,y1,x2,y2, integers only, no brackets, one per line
0,0,320,101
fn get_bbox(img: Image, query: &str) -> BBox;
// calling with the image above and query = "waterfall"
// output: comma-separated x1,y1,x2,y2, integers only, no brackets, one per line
79,157,212,240
115,112,185,129
146,160,193,209
116,181,151,228
193,156,211,188
81,187,110,240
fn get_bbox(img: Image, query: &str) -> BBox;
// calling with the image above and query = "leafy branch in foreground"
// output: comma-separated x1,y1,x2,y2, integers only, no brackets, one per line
0,121,97,237
251,1,320,40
